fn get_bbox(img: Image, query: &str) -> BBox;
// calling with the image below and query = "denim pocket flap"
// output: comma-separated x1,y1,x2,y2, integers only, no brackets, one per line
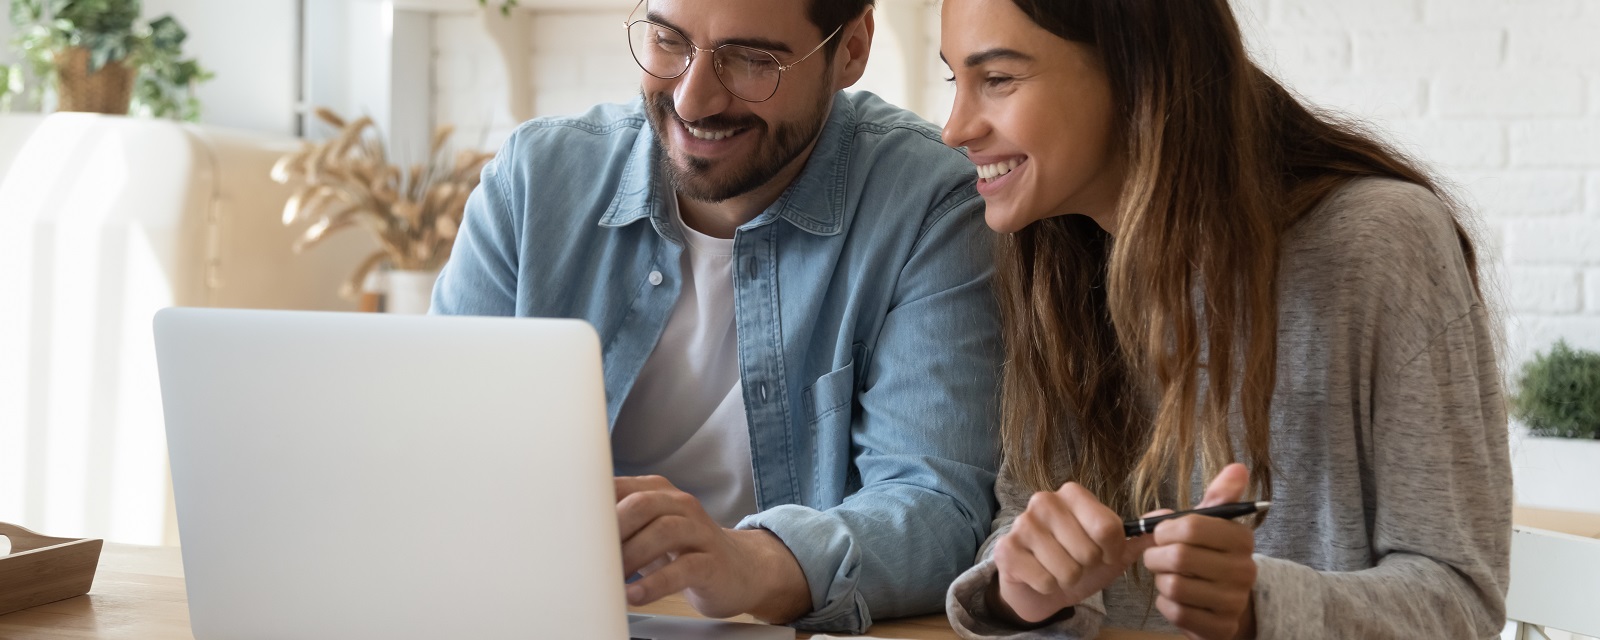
803,361,856,424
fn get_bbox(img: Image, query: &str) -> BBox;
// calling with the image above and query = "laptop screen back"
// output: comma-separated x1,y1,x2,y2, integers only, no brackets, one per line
155,308,627,640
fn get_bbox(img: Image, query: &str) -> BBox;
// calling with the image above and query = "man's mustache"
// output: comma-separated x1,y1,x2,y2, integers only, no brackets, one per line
647,94,764,132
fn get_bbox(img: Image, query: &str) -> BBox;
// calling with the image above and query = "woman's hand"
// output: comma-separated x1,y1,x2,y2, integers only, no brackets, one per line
1143,463,1259,640
990,482,1158,624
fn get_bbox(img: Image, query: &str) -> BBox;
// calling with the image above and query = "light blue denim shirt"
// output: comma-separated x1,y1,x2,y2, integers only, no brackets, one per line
432,91,1000,633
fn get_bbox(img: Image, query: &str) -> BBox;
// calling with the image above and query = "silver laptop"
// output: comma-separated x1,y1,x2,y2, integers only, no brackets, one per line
154,308,793,640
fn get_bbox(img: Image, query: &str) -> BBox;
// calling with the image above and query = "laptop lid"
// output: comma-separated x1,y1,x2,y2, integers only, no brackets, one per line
154,308,627,640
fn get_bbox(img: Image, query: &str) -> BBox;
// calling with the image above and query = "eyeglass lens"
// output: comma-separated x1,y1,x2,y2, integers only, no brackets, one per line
627,21,784,102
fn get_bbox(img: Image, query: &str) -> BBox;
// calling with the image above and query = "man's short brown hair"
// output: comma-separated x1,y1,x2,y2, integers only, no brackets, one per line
810,0,875,55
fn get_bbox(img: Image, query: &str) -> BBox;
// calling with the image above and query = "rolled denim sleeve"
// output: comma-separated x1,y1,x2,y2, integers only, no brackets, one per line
738,190,1002,633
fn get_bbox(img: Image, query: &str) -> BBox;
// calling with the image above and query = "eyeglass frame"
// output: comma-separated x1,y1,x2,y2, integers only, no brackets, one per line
622,0,845,103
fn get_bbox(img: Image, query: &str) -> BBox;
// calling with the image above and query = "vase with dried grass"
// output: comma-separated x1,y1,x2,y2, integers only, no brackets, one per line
273,107,496,313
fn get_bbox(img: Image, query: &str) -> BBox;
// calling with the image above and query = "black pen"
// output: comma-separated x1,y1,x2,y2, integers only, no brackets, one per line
1123,501,1271,537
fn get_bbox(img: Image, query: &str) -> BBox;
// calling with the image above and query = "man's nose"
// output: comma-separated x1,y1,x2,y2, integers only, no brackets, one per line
672,52,734,123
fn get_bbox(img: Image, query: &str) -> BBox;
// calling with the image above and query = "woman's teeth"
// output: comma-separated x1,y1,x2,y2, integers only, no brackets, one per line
687,124,737,141
978,158,1021,181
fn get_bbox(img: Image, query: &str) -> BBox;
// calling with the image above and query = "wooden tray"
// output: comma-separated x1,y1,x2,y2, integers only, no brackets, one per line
0,521,103,617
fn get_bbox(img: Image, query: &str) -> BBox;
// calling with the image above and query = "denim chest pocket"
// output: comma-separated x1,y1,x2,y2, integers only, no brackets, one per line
803,361,856,425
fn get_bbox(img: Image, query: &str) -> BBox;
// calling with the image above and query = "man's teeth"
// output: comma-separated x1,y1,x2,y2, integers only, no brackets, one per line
978,159,1021,181
686,124,737,141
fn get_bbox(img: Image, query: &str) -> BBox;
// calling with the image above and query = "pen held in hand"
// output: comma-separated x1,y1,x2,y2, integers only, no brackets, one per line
1123,501,1271,537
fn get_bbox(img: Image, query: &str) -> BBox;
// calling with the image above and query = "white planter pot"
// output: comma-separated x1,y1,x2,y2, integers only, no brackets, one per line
384,269,440,315
1511,433,1600,514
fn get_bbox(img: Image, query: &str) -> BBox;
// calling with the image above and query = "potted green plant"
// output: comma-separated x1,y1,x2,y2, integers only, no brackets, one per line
1,0,211,121
479,0,516,15
1510,340,1600,513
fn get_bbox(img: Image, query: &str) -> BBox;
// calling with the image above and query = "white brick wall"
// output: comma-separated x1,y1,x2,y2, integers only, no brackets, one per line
1434,72,1585,118
1586,268,1600,314
431,0,1600,370
1248,0,1600,370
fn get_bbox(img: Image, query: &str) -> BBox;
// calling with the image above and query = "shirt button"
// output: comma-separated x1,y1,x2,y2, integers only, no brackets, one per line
648,270,663,286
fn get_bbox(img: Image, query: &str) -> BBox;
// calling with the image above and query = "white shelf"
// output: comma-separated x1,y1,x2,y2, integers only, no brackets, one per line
389,0,633,13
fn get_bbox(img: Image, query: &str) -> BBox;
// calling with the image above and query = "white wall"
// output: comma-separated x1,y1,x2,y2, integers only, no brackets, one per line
432,0,1600,375
141,0,301,135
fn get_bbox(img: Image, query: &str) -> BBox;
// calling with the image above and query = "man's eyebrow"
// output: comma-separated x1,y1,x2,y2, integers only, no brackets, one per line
646,12,795,55
963,48,1035,67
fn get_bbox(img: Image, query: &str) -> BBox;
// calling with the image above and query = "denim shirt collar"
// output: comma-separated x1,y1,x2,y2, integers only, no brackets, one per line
598,93,857,238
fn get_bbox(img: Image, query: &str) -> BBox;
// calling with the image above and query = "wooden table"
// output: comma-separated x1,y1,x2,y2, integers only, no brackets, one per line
0,543,1172,639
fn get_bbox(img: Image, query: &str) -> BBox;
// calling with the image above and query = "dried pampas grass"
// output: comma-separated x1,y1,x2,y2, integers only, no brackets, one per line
273,107,496,299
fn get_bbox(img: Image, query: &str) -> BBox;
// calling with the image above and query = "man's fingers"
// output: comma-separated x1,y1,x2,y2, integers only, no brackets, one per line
616,487,700,541
625,553,705,606
1197,463,1249,508
614,475,674,501
619,514,702,577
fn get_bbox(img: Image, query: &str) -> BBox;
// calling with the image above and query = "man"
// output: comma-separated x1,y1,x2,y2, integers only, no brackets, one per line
432,0,999,632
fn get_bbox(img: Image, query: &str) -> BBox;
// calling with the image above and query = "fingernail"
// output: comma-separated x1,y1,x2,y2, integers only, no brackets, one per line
626,584,643,604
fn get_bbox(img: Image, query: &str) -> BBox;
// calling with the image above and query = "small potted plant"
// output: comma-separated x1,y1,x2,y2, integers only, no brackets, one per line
1510,340,1600,513
1513,340,1600,440
479,0,517,15
2,0,211,120
272,108,495,314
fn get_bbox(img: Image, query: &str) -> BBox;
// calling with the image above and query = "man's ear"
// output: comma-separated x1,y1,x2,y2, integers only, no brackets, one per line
832,7,875,90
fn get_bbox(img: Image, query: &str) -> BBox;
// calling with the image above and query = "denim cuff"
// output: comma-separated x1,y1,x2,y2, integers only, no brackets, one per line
736,504,870,634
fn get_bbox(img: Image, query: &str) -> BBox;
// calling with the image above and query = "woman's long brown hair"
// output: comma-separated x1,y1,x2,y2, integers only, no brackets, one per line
999,0,1480,517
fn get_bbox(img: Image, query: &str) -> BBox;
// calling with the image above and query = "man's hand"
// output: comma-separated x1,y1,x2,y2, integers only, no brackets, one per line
614,476,811,623
1142,463,1259,640
990,482,1158,624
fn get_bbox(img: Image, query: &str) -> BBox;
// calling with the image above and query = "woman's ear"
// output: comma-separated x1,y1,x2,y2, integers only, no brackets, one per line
832,8,875,90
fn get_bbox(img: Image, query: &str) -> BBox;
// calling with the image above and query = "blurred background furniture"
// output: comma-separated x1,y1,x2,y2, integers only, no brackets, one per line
0,113,372,546
1507,508,1600,640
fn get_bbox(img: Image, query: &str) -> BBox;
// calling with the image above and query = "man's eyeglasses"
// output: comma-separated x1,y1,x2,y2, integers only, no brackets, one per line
623,0,843,103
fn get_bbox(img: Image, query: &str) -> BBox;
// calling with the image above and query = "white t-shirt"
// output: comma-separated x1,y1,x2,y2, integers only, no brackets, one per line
609,199,758,528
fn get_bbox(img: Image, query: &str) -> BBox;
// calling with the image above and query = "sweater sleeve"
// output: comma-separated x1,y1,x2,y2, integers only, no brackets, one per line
945,450,1107,639
1252,305,1511,639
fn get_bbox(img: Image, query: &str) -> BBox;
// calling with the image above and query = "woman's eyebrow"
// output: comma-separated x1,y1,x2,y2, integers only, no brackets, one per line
961,48,1035,68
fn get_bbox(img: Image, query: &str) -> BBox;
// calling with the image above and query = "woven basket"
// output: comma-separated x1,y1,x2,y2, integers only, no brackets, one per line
54,47,136,115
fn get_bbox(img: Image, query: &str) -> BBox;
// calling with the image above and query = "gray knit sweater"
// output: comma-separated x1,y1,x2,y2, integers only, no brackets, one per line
946,178,1512,639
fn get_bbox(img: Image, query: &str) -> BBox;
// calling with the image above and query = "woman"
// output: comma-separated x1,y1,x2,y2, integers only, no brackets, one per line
938,1,1511,638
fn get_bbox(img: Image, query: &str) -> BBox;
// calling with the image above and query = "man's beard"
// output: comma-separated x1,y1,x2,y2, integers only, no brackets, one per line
644,90,831,204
